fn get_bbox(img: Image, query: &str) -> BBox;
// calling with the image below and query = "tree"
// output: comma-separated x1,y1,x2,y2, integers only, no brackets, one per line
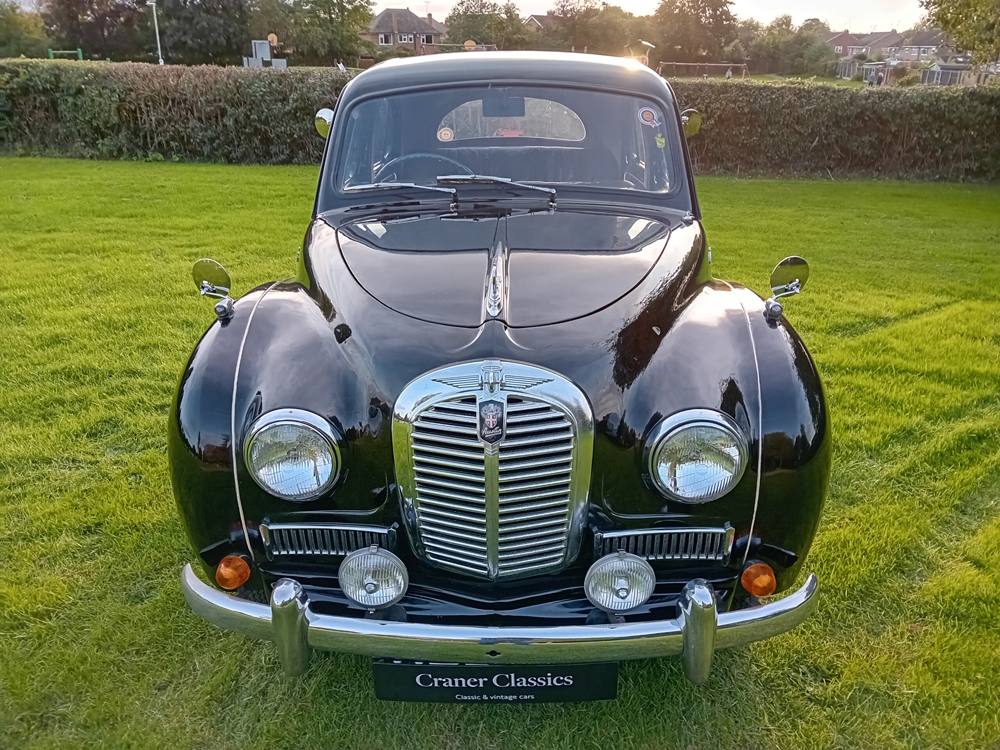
248,0,293,48
0,0,50,57
444,0,529,50
722,38,745,63
160,0,249,64
745,15,836,75
922,0,1000,62
42,0,148,60
652,0,735,61
289,0,373,64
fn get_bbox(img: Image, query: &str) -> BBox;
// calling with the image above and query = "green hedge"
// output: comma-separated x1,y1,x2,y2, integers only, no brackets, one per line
671,79,1000,181
1,60,998,180
0,60,351,164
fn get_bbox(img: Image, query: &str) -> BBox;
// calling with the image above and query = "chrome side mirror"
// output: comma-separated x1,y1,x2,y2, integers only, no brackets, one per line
764,256,809,323
680,108,702,138
192,258,234,320
315,108,334,139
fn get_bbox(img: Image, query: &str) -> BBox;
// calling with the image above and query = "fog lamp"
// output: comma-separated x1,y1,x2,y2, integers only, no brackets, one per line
741,562,777,597
216,555,251,590
339,546,409,610
584,550,656,613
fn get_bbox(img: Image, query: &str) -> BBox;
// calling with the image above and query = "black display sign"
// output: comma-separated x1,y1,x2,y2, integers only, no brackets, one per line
371,660,618,703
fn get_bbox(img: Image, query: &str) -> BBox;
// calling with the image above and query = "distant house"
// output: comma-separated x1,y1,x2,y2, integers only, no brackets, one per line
826,30,858,57
898,29,951,63
363,8,448,55
846,30,904,59
524,12,563,34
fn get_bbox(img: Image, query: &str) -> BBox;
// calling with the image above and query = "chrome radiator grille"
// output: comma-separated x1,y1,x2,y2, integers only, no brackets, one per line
497,399,575,576
411,398,490,576
261,522,394,560
594,527,734,563
394,360,593,581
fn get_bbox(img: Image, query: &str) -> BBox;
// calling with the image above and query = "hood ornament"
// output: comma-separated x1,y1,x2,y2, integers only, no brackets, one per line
485,249,506,318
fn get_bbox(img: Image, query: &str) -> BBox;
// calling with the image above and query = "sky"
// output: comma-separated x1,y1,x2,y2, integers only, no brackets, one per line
379,0,925,34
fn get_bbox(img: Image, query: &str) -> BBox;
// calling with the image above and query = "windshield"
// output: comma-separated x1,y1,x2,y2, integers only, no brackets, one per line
336,85,679,195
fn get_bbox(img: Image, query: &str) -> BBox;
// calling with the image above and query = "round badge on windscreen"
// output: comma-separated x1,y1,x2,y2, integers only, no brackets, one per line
638,107,660,128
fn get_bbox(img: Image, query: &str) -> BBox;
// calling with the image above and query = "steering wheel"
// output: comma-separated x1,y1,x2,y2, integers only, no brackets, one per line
374,153,472,183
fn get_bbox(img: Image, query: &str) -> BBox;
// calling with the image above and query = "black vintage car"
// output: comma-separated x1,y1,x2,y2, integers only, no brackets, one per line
173,52,829,700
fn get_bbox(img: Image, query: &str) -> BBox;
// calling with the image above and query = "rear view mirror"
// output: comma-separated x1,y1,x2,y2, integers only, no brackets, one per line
192,258,234,320
764,256,810,323
482,96,525,118
769,256,810,295
315,108,334,139
680,109,702,138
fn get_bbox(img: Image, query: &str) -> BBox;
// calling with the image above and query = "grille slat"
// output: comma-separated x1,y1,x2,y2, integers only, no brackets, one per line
501,431,574,449
594,527,733,564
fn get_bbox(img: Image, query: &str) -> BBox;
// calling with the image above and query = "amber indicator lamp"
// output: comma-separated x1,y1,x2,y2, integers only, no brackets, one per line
741,562,777,597
216,555,251,590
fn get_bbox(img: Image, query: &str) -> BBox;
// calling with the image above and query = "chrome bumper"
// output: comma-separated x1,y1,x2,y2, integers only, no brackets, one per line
181,564,818,684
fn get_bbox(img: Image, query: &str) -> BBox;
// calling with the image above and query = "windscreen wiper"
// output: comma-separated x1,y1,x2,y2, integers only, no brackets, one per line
436,175,556,208
345,182,458,210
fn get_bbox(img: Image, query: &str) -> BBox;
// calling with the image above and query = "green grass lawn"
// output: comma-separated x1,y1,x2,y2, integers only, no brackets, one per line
2,158,999,749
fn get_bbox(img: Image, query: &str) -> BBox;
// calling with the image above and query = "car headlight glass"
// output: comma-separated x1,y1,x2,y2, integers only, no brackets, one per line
339,546,409,609
647,410,747,503
244,409,341,501
584,551,656,613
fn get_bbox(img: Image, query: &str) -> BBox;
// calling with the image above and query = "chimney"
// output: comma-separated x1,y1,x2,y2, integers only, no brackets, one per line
427,13,432,20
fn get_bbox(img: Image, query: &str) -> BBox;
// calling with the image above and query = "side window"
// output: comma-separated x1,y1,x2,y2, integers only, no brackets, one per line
341,100,393,187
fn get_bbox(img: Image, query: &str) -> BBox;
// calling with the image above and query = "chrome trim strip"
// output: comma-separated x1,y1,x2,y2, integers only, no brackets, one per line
181,564,818,668
229,282,280,562
722,284,764,565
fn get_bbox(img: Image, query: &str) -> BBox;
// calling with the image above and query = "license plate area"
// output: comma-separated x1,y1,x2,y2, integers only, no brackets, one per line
371,659,618,703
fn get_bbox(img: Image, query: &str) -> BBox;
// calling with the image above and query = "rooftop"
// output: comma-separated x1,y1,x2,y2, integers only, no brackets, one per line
345,52,668,101
369,8,446,35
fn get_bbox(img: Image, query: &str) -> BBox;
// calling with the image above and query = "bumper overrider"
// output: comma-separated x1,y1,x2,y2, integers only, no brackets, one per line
181,564,819,684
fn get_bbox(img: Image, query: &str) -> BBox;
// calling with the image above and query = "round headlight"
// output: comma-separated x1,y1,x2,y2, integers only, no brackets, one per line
244,409,341,501
338,546,409,610
646,410,748,504
584,551,656,613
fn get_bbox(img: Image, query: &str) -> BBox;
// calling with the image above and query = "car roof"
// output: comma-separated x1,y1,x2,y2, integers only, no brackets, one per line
343,52,675,103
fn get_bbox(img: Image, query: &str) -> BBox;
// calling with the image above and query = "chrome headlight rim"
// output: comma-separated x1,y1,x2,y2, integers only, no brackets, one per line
644,408,749,504
243,408,342,501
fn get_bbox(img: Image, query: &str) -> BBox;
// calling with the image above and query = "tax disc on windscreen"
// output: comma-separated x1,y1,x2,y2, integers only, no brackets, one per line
437,127,454,142
638,107,660,127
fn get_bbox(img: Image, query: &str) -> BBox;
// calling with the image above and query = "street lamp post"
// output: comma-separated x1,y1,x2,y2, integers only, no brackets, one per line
149,0,164,65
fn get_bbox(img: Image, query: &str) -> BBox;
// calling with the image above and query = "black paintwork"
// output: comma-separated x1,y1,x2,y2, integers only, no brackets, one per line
168,53,829,624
